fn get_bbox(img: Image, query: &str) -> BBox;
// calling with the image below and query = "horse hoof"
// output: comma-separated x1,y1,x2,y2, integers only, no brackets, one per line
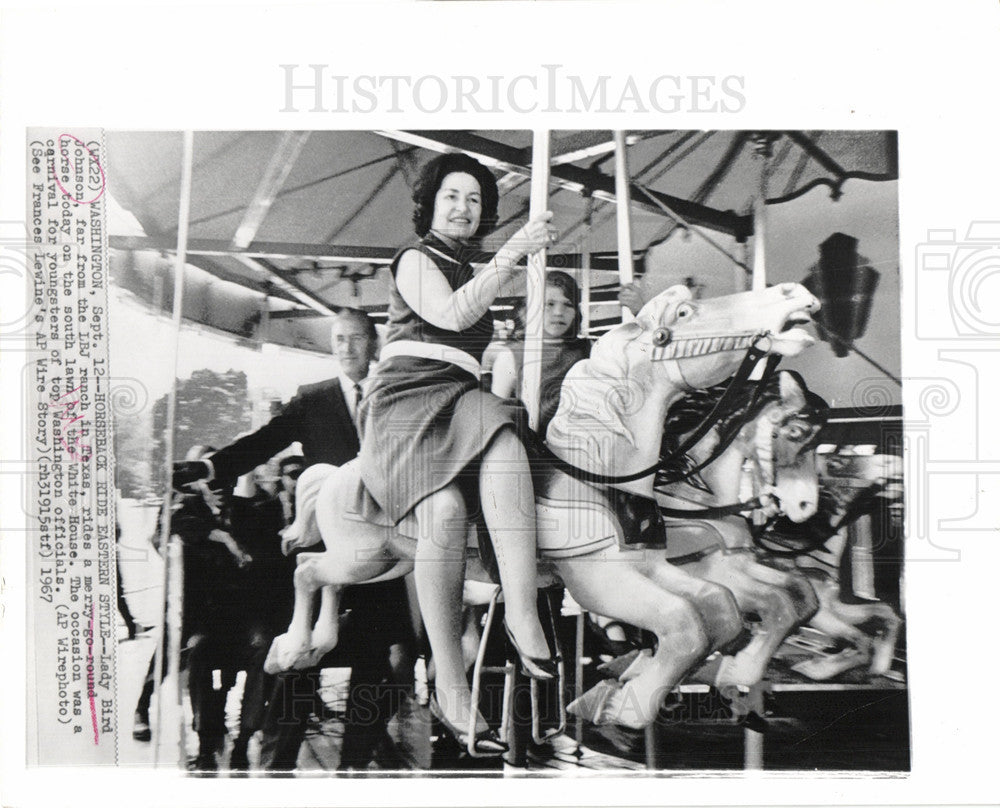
790,647,868,681
310,628,339,655
714,654,765,690
567,679,622,726
595,649,642,680
870,625,899,675
619,649,654,682
280,530,303,556
293,648,323,670
264,633,310,674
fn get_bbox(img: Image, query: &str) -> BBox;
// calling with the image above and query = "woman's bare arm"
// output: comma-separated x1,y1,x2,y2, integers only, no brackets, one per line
396,213,554,332
490,347,518,398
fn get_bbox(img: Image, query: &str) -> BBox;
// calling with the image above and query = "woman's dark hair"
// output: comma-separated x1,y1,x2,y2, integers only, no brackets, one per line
511,270,583,341
411,153,499,240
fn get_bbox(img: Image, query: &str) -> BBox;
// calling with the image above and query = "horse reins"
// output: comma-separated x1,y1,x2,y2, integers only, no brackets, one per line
658,497,767,520
535,341,780,492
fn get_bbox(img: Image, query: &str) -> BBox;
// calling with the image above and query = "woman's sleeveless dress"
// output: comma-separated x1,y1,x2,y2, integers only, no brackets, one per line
356,233,526,524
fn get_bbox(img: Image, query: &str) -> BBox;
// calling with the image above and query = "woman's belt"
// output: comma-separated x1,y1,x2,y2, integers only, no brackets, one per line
380,340,481,380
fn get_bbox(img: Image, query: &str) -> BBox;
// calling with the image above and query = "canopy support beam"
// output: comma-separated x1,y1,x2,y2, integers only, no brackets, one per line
231,131,311,249
376,130,752,239
236,256,336,315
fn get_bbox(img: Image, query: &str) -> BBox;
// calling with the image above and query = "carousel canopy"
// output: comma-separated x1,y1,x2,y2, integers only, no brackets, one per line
107,130,897,352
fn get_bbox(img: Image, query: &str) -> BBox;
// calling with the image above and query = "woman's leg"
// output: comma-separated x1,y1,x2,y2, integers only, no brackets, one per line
412,485,485,731
479,428,550,663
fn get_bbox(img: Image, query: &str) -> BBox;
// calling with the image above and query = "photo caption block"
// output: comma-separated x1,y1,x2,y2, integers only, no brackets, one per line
26,128,117,765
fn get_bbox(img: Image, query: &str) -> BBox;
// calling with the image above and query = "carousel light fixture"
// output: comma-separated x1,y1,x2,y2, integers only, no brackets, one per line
803,232,880,358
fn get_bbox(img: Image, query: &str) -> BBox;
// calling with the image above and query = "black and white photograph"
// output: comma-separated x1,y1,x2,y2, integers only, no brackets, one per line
101,128,905,774
3,2,1000,807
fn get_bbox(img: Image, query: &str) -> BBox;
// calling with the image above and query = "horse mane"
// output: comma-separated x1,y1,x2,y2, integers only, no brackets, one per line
657,369,829,482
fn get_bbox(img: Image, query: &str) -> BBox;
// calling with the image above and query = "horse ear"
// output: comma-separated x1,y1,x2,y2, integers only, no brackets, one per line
779,370,807,410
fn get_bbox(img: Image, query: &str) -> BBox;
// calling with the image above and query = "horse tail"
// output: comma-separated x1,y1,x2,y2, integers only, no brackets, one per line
281,463,337,555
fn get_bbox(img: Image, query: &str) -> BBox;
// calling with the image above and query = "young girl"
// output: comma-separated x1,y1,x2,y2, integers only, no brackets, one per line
356,153,556,752
490,270,590,437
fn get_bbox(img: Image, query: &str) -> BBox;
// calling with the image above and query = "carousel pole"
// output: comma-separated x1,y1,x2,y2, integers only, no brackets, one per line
745,139,776,764
739,239,752,293
573,193,594,755
747,134,777,390
750,134,776,292
579,193,593,336
520,129,550,432
502,130,552,772
152,130,195,767
616,129,665,767
613,131,635,321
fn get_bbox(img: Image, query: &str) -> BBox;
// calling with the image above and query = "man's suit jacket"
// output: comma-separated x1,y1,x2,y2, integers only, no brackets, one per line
209,377,408,626
210,378,359,483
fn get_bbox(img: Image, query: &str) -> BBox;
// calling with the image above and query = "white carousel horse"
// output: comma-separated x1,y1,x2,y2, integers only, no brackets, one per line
268,282,820,729
655,385,902,685
764,453,904,680
652,370,826,690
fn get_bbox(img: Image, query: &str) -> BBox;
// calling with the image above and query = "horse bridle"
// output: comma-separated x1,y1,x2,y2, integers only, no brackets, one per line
535,339,781,494
658,410,822,524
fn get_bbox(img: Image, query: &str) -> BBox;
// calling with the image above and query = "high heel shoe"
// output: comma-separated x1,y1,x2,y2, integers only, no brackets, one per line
503,620,558,680
428,695,508,756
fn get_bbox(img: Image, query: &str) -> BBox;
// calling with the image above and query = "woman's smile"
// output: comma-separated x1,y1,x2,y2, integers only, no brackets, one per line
431,172,482,241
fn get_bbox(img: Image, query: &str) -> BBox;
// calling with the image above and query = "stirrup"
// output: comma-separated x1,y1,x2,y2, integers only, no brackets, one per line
468,587,515,758
470,587,567,754
530,588,567,746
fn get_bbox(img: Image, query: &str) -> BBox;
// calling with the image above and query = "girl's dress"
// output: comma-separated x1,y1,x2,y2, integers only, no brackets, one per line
357,233,525,524
502,337,591,437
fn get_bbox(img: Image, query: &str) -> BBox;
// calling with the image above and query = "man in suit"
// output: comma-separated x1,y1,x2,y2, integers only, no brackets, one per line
174,308,416,771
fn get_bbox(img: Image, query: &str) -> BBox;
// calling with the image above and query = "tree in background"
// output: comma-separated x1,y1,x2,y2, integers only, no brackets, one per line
150,369,252,487
114,409,154,499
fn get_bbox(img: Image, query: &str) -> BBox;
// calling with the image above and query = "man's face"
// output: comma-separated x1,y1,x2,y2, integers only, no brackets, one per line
332,315,376,382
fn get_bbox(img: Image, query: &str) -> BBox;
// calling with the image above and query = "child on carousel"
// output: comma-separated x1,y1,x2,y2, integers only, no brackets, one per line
490,269,590,437
357,153,557,753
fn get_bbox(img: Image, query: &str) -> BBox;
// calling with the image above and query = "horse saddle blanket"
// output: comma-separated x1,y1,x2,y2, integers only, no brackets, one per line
534,463,672,554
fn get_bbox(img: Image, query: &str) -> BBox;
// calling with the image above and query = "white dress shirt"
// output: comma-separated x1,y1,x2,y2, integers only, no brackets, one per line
339,373,363,422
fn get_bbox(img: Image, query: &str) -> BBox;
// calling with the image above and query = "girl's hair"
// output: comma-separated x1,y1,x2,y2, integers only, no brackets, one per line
411,153,500,240
512,270,583,341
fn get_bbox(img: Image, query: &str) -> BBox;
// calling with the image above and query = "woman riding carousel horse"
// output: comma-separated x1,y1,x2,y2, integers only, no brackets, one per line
355,153,559,753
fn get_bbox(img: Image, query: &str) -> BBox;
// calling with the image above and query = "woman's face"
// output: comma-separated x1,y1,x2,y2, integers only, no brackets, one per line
543,283,576,339
430,172,482,241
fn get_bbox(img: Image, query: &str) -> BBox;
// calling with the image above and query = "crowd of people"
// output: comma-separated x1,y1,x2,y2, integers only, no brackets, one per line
118,152,595,771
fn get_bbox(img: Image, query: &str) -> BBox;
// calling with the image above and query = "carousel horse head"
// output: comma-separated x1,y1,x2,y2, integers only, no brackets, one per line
595,282,820,391
547,283,820,486
660,370,827,523
757,451,902,560
741,370,827,522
